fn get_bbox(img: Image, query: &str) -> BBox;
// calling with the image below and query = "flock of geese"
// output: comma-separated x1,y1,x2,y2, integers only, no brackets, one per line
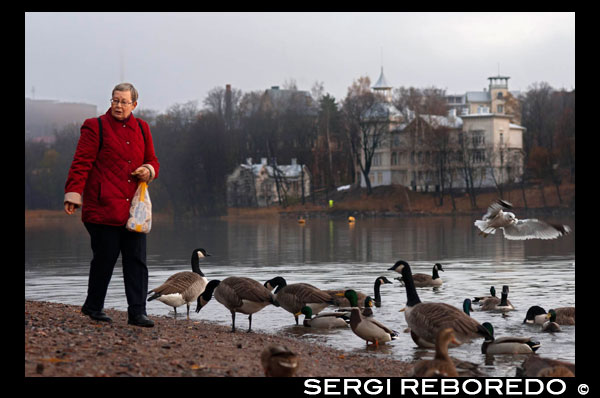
145,199,573,377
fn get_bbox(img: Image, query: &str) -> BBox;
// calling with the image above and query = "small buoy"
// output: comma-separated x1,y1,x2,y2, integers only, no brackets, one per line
348,216,356,223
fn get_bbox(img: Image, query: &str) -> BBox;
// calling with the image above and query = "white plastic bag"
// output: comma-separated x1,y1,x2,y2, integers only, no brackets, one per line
126,182,152,233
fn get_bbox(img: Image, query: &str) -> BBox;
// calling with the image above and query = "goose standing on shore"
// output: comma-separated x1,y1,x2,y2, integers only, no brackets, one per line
389,260,491,348
397,263,444,288
147,248,210,319
264,276,333,325
474,199,571,240
195,277,276,332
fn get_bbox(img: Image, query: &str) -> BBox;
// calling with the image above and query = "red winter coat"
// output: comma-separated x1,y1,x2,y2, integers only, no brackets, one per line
64,109,160,226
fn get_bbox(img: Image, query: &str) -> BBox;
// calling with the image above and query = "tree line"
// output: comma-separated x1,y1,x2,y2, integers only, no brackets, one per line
25,79,574,217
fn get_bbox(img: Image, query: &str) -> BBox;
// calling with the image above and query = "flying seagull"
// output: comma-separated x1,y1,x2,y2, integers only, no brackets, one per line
474,199,571,240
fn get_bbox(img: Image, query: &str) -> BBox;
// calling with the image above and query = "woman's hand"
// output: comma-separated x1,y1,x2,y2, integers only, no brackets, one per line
131,166,151,182
64,201,79,215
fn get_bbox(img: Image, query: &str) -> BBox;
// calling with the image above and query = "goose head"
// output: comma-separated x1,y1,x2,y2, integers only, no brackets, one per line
523,305,547,324
376,276,393,286
490,286,497,297
264,276,287,293
195,279,220,313
388,260,409,274
191,248,210,276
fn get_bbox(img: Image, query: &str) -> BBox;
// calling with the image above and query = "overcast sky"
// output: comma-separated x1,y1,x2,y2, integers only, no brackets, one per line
25,12,575,114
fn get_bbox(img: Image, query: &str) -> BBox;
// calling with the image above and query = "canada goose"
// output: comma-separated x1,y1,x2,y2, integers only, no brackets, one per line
147,248,210,319
481,322,541,355
473,286,496,304
397,263,444,287
390,260,491,348
338,290,398,347
516,355,575,377
480,285,514,312
261,345,299,377
412,328,460,377
326,276,393,308
523,306,575,325
542,310,562,332
474,199,571,240
297,306,349,328
195,277,275,332
264,276,334,325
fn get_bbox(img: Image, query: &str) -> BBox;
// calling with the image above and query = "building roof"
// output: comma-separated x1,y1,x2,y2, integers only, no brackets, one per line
465,91,491,102
419,114,463,129
362,101,402,120
372,67,392,90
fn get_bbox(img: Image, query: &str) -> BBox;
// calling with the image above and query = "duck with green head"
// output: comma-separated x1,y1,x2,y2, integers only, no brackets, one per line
336,289,398,347
297,306,349,328
542,310,562,332
481,322,541,354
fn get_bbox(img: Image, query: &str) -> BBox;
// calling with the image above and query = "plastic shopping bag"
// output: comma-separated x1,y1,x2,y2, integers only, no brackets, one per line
126,182,152,233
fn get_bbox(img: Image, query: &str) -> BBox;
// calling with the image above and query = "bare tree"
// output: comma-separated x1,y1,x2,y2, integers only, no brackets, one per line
342,76,390,195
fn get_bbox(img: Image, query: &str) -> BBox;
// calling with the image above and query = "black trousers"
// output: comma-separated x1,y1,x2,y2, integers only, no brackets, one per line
83,222,148,317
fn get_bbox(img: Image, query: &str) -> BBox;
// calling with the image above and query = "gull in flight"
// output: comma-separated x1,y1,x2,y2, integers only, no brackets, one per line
474,199,571,240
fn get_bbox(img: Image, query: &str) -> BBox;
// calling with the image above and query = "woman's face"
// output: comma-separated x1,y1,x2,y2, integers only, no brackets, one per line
110,90,137,120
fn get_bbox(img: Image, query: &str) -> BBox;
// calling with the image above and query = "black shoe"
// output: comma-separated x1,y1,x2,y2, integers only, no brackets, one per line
128,314,154,327
81,307,112,322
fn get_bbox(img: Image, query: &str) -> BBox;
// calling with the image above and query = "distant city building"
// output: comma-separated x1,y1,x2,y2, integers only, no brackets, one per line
226,157,311,207
359,70,526,191
25,98,98,141
445,75,522,123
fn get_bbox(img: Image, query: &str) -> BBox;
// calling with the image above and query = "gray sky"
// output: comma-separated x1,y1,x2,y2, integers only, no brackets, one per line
25,12,575,114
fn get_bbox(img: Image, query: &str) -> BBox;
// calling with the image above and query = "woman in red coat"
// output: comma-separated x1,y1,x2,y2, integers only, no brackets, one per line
64,82,160,327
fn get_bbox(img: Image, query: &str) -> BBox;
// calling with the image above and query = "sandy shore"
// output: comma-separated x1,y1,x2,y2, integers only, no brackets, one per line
25,300,414,377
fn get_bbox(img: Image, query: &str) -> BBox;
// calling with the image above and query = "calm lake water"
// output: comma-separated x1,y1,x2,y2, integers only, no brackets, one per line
25,213,575,377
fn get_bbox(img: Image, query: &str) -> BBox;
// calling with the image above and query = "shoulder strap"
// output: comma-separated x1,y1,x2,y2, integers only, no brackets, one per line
137,120,146,143
97,117,103,154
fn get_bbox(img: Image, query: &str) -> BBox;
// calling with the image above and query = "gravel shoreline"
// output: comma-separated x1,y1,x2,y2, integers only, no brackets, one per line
25,300,413,377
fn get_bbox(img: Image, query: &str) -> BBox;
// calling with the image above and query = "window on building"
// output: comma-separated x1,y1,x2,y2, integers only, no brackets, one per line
497,104,504,113
471,131,485,147
497,92,503,99
391,152,398,165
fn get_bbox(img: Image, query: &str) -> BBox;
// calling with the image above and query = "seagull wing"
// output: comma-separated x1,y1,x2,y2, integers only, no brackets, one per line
502,219,571,240
482,199,513,220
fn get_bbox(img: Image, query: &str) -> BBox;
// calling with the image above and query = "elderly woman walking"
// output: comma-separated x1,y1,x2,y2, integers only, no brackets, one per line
64,82,160,327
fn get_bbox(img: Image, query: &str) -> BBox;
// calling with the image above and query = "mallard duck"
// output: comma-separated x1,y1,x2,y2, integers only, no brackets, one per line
326,276,392,308
473,286,496,304
516,355,575,377
389,260,491,348
147,248,210,319
480,285,514,312
542,310,562,332
261,345,299,377
463,299,474,316
195,276,276,332
523,306,575,325
412,328,460,377
297,306,349,328
338,290,398,347
474,199,571,240
362,296,374,317
264,276,333,325
481,322,541,354
395,263,444,288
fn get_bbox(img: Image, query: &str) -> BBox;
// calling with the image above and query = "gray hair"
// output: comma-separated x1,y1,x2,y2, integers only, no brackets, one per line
112,82,138,103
